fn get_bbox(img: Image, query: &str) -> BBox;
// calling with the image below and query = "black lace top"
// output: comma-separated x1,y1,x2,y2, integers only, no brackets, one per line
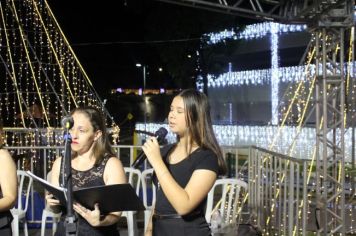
71,159,106,190
55,156,120,236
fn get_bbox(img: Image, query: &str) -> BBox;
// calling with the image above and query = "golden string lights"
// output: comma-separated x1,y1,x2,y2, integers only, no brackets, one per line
0,0,116,127
0,0,119,168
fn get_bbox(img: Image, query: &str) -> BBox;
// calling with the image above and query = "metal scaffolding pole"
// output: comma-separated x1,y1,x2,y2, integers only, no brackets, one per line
314,27,346,235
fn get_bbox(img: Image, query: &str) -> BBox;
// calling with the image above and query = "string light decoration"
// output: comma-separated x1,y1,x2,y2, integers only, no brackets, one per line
270,23,279,125
199,22,307,124
204,22,307,45
135,123,356,162
199,24,355,129
197,23,355,232
206,66,308,87
0,0,119,169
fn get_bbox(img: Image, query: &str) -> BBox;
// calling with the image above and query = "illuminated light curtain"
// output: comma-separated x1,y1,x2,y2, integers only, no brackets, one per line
205,22,306,45
135,123,356,162
270,23,279,125
198,22,307,125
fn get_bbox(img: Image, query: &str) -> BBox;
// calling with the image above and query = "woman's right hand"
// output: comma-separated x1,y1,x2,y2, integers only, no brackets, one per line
144,229,152,236
45,193,60,207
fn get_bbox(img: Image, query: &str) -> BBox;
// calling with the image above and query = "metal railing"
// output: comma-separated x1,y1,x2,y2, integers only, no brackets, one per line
248,146,311,236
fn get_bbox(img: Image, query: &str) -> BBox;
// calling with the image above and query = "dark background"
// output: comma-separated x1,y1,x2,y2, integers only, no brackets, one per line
47,0,249,96
46,0,250,134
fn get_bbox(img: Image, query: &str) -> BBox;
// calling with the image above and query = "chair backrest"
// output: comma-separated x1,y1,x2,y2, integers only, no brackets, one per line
124,167,141,195
141,168,156,209
16,170,33,212
205,178,248,225
46,171,52,182
44,171,53,210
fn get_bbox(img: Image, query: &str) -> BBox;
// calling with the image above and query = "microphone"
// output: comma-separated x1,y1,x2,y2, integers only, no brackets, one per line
61,116,74,129
132,127,168,168
135,130,155,136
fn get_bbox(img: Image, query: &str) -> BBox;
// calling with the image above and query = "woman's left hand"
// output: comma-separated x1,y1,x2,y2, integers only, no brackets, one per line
142,137,161,166
73,203,101,227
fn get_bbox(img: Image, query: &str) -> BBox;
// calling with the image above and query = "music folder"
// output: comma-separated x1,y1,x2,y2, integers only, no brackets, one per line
27,171,145,213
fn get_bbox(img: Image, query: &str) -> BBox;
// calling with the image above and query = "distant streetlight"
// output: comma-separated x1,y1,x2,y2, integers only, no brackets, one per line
136,63,147,127
158,67,163,72
135,63,146,91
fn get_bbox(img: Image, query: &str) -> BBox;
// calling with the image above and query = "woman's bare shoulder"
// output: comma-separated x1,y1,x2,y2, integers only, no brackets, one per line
50,156,62,170
106,156,123,167
0,149,12,160
0,149,16,171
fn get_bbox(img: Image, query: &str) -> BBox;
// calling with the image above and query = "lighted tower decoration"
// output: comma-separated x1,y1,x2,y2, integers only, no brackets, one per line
0,0,119,146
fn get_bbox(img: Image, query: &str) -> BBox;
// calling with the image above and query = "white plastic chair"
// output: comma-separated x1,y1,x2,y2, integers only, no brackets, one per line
205,178,248,226
40,171,62,236
141,168,156,231
11,170,33,236
122,167,141,236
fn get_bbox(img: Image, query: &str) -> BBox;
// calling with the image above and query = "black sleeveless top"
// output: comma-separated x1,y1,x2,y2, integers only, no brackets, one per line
55,156,120,236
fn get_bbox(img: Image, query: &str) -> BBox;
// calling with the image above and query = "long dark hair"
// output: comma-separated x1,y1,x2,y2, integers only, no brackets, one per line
178,89,227,175
70,106,115,165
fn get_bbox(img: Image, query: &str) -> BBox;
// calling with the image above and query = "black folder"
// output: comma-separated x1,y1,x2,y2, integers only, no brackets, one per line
27,171,145,213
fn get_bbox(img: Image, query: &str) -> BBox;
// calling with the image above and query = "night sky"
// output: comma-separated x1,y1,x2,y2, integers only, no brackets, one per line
46,0,245,97
43,0,252,128
47,0,149,96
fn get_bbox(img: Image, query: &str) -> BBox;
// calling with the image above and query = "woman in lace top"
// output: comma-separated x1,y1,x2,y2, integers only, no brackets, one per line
46,107,126,236
0,118,17,236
